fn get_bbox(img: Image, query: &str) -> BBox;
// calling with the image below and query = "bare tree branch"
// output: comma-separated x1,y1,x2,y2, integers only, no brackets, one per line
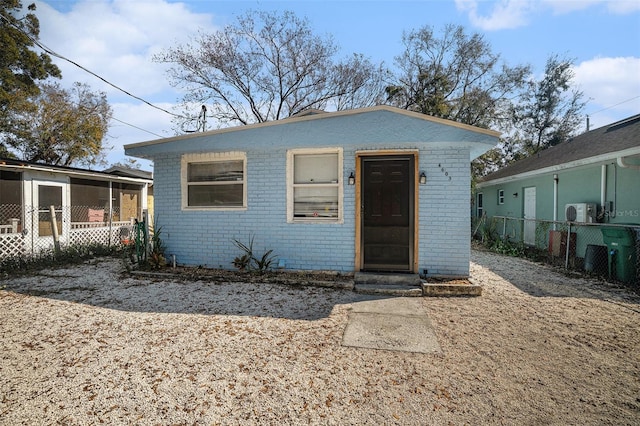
154,10,387,130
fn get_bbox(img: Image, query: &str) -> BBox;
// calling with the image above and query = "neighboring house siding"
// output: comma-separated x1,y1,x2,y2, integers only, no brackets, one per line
477,114,640,227
612,164,640,221
479,161,640,225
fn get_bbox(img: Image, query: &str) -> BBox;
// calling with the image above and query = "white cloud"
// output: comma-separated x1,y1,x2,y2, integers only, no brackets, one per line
606,0,640,14
543,0,640,14
457,0,640,30
541,0,601,14
455,0,536,30
31,0,220,168
35,0,217,100
573,56,640,128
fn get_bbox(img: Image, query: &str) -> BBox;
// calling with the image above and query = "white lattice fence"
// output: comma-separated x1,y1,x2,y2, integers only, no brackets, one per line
69,223,134,247
0,233,25,259
69,227,112,246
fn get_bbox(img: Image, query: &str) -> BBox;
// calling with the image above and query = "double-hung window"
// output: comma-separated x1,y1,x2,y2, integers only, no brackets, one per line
181,152,246,209
498,189,504,205
287,148,343,223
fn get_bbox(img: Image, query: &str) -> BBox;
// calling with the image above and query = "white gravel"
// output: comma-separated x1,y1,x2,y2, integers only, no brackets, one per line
1,250,639,425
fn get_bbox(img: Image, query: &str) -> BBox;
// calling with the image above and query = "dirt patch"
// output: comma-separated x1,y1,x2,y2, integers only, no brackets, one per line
133,264,354,286
425,277,472,285
1,251,638,424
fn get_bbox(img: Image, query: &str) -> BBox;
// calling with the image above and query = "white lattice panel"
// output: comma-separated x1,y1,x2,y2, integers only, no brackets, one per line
70,227,112,246
0,234,25,259
68,226,132,247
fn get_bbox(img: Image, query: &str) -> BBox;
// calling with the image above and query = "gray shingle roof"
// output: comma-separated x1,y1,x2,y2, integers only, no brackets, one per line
480,114,640,182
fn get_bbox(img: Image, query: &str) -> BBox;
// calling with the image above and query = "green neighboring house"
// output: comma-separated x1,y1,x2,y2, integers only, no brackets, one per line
476,114,640,248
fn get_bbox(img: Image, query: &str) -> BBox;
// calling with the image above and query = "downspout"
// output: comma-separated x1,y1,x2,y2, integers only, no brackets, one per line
601,165,607,221
108,181,113,247
553,174,558,230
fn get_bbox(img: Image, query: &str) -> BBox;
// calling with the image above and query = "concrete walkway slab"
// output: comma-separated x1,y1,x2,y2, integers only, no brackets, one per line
342,297,441,354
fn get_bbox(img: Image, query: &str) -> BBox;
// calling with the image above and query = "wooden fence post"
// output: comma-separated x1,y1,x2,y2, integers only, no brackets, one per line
49,205,61,254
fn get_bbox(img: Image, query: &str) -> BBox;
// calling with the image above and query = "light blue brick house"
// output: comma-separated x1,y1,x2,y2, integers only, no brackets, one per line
125,106,499,277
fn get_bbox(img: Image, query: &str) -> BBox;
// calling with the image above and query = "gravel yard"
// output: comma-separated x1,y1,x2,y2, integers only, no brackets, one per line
1,250,639,425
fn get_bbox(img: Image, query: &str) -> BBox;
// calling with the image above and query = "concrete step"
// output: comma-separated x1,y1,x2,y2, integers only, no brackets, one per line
354,284,423,297
354,272,422,286
354,273,423,297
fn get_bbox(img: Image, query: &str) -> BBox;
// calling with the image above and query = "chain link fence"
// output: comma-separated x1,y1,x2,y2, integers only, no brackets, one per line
473,215,640,289
0,204,137,260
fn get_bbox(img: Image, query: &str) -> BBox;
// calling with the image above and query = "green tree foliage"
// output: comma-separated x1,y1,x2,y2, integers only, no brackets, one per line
155,10,388,128
472,55,586,178
110,158,143,170
387,24,530,129
510,54,586,154
0,0,61,148
5,82,112,167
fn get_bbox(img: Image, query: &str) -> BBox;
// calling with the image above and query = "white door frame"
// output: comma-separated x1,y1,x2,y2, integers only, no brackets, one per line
523,187,536,246
32,180,70,249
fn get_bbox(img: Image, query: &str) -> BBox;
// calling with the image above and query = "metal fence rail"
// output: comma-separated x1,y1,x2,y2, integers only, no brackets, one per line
473,215,640,288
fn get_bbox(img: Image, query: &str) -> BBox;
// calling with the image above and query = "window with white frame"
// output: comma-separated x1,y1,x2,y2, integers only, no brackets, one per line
498,189,505,205
477,192,484,218
181,152,246,209
287,148,343,223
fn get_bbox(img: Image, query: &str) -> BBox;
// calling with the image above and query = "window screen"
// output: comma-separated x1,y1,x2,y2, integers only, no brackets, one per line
184,157,245,208
289,150,341,222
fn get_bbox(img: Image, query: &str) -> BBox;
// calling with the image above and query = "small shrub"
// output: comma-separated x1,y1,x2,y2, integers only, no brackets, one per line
490,238,525,257
253,249,277,273
232,235,277,274
148,223,166,269
232,236,255,272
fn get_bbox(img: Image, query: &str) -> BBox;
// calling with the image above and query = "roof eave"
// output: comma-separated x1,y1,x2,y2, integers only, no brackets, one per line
477,146,640,187
0,163,153,184
124,105,501,153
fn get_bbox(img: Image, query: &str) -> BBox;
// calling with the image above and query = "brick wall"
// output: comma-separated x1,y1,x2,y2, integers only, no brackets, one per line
153,145,472,276
418,148,471,277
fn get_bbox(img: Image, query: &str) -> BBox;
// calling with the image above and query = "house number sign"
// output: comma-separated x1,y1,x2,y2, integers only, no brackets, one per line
438,163,452,181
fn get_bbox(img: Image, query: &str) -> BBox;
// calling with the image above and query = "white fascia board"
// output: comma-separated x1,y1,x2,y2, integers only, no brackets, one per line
477,146,640,188
0,163,152,185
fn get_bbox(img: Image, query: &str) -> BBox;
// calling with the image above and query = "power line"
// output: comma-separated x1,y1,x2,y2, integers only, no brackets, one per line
110,116,164,138
0,12,185,119
588,95,640,116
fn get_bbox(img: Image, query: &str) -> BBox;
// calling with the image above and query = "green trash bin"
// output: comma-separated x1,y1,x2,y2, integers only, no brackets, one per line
601,225,637,283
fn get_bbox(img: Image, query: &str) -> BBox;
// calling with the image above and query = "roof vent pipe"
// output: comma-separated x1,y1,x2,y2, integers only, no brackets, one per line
617,156,640,171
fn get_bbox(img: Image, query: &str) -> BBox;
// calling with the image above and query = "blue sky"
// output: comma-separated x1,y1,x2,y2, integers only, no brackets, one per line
35,0,640,169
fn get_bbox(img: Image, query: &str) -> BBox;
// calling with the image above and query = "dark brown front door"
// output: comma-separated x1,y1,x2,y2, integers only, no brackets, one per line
361,156,414,271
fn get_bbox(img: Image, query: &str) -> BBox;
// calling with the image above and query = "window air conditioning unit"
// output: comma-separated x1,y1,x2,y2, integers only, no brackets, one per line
564,203,597,223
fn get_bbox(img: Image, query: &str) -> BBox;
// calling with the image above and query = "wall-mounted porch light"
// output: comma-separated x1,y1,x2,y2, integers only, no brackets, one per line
513,192,518,198
348,172,355,185
419,172,427,185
